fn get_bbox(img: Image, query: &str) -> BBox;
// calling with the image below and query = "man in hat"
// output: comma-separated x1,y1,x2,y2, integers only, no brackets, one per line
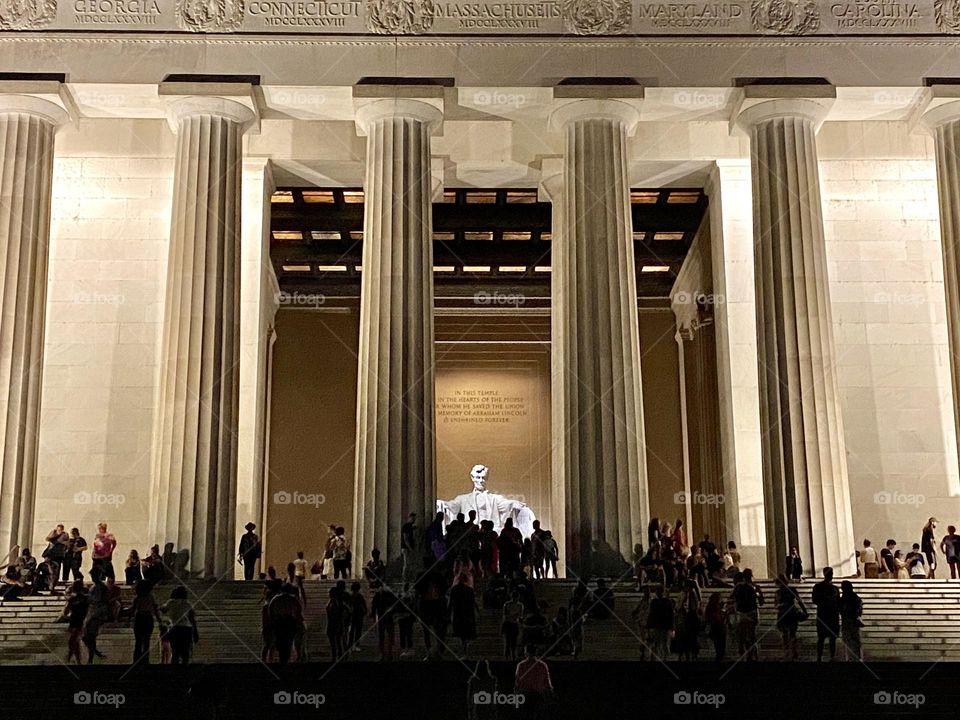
238,522,262,580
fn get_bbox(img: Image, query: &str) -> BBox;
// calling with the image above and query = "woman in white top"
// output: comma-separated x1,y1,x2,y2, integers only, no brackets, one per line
162,585,198,664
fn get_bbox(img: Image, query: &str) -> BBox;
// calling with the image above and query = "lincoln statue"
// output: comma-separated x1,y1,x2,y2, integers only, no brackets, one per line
437,464,536,537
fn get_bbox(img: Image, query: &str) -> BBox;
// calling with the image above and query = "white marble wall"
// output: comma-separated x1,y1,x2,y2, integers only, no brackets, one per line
819,122,960,550
32,119,173,568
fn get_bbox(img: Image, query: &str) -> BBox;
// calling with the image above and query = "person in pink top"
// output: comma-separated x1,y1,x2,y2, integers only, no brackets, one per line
514,644,553,718
92,523,117,580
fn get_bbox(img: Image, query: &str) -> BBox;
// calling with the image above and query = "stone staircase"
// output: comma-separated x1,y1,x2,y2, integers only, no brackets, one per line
2,578,959,665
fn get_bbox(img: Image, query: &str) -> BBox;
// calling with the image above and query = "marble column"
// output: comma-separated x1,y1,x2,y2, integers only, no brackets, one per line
735,91,856,577
550,99,649,576
0,91,68,566
152,95,255,579
352,98,442,574
921,90,960,485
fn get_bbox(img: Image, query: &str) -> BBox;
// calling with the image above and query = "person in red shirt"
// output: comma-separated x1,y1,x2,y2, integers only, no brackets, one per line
92,523,117,580
514,644,553,718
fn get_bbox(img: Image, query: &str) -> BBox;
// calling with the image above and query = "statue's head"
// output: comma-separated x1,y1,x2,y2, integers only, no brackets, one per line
470,464,488,491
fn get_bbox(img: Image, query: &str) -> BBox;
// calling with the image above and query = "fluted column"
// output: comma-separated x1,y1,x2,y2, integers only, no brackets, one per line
152,95,255,579
352,97,442,574
735,90,855,577
550,99,649,577
0,91,68,566
920,89,960,484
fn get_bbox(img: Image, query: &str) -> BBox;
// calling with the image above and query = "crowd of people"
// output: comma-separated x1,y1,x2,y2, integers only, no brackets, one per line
5,513,959,672
856,518,958,580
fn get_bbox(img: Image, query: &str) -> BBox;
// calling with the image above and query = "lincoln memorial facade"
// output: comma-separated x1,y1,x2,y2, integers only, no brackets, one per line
2,11,960,581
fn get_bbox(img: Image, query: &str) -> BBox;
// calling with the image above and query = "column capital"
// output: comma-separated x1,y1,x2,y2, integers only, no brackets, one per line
549,98,642,134
0,80,72,128
353,96,444,136
732,84,836,136
159,82,260,134
918,84,960,132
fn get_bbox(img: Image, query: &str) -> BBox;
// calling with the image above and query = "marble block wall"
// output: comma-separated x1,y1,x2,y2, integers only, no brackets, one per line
32,118,173,568
820,122,960,552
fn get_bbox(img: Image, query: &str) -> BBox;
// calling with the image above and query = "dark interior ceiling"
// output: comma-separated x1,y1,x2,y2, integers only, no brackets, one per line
270,187,707,306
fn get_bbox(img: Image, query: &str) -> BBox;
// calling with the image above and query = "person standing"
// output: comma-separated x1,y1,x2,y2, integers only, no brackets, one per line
131,579,162,664
704,592,727,662
732,569,763,660
880,539,897,578
839,580,864,661
125,550,143,585
646,585,675,660
91,523,117,580
401,512,418,582
324,586,347,660
811,566,840,662
331,527,350,580
292,551,308,601
922,518,938,578
449,573,478,658
775,573,807,660
542,532,559,579
269,584,302,665
63,528,87,582
502,590,524,660
396,582,417,658
43,525,69,586
894,550,910,580
162,586,199,664
238,522,261,581
497,518,523,577
65,580,89,665
861,539,879,579
514,645,553,720
785,547,803,582
321,524,337,579
370,580,397,661
530,520,546,580
940,526,960,579
83,569,109,664
347,581,367,653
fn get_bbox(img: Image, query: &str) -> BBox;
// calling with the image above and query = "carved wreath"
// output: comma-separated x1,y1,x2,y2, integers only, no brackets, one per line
365,0,435,34
934,0,960,32
750,0,820,34
0,0,56,29
562,0,631,34
176,0,245,32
